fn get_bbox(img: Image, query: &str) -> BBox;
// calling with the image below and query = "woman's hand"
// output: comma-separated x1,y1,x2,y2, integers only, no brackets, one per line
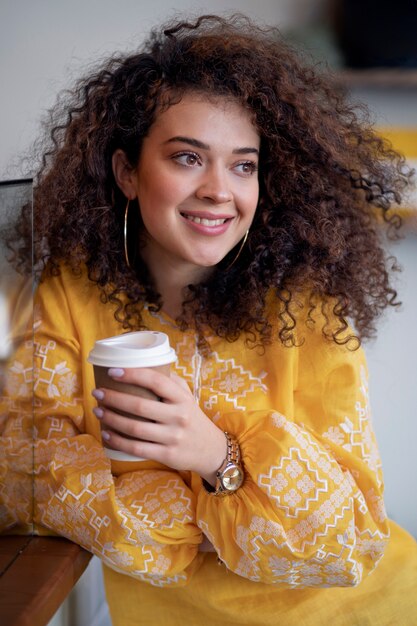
92,367,227,485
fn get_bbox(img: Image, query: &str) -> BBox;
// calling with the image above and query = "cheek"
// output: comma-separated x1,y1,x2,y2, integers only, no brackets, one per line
139,173,186,210
138,191,172,233
244,184,259,216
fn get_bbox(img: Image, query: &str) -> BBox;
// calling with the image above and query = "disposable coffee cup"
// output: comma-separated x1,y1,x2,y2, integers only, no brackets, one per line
88,331,177,462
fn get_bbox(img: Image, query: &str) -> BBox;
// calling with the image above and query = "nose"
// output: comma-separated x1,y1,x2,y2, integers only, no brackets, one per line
195,165,233,204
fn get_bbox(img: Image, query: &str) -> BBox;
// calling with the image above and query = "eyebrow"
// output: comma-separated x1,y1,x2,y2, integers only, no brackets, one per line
165,136,259,155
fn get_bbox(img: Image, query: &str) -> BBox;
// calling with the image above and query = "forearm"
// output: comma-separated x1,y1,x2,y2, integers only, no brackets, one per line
35,433,204,585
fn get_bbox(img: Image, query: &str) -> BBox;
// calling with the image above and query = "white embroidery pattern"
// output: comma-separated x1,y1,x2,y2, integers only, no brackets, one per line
322,365,383,487
42,455,195,586
202,354,268,412
34,339,81,409
170,335,268,413
259,446,329,519
230,515,358,585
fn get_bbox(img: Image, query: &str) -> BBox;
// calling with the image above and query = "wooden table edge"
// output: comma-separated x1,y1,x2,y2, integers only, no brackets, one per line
0,536,92,626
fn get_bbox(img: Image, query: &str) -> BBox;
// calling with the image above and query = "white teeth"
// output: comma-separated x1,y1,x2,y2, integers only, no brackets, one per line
184,215,227,226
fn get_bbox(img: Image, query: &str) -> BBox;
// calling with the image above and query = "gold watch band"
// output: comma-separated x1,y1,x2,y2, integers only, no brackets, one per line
225,432,240,464
214,432,244,495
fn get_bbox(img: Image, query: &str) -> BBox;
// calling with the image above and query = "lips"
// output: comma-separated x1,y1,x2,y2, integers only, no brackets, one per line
180,211,233,235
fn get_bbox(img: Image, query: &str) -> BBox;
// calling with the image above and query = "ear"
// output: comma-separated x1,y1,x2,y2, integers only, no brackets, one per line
112,149,137,199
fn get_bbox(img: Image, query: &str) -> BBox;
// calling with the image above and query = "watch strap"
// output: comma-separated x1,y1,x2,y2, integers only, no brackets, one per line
214,432,243,495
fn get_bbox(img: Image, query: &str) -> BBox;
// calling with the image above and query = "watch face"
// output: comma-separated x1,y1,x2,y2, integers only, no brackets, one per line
222,465,244,491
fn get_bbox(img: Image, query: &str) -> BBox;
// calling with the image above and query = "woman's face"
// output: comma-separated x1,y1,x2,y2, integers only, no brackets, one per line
126,93,260,276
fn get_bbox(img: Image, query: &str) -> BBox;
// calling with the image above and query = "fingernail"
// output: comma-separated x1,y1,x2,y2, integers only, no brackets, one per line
92,389,105,400
93,407,104,419
108,368,125,378
101,431,110,441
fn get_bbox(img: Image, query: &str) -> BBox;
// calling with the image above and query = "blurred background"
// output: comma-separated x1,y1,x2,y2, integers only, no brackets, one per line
0,2,416,625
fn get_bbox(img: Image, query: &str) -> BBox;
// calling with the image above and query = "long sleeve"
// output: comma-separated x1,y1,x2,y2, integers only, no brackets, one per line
8,269,203,587
195,327,389,587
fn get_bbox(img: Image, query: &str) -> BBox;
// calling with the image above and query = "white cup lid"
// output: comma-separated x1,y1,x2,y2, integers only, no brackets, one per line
87,331,177,367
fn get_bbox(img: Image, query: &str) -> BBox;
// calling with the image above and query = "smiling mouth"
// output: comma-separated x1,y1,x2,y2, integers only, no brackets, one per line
181,213,230,226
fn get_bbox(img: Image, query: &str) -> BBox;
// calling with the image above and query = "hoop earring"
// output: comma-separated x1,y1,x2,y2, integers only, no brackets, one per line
225,229,249,271
124,198,132,269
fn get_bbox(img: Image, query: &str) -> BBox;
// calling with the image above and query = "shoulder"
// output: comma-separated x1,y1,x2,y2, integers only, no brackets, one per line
34,263,130,348
35,263,116,334
36,262,104,308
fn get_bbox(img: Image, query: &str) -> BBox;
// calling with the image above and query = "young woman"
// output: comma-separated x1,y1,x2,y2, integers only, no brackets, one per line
4,13,417,625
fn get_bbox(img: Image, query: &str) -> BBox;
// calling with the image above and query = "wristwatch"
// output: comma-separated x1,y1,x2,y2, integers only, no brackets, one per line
215,432,244,495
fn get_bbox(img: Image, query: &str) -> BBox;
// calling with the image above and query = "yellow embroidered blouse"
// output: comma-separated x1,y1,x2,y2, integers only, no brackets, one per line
3,266,417,625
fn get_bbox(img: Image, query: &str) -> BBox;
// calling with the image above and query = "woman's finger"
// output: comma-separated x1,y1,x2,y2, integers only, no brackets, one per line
101,427,167,462
94,405,168,442
170,372,193,393
92,386,171,423
107,367,187,402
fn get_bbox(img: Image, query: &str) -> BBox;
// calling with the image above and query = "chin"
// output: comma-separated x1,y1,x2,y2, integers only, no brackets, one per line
193,256,226,268
185,248,233,270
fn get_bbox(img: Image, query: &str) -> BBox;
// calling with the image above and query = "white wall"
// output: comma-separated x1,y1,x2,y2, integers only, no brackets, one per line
365,231,417,537
47,557,111,626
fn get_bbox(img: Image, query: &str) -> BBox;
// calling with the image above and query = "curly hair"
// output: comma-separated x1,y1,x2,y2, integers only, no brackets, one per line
10,13,412,348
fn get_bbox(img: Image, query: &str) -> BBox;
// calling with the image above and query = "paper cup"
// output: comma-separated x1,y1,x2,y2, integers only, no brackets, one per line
88,331,177,462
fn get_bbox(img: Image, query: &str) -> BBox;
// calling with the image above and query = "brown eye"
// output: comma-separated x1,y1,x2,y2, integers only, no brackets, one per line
185,154,198,165
173,152,202,167
235,161,258,175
